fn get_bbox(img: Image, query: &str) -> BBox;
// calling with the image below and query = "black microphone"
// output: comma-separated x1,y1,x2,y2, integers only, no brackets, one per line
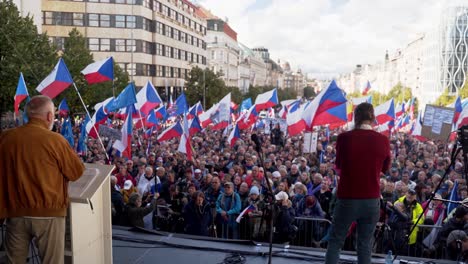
251,133,262,153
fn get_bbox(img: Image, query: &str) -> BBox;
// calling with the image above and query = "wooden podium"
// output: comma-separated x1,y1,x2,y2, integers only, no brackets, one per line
65,163,114,264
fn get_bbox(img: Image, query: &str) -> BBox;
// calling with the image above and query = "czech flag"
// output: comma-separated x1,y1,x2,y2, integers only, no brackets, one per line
227,123,241,147
58,98,70,117
237,104,258,130
189,116,202,135
411,112,426,141
254,88,278,112
157,122,183,142
178,114,193,161
301,80,347,129
236,205,256,223
395,102,405,118
81,57,114,84
36,58,73,99
146,109,159,128
288,99,301,113
187,101,203,119
113,105,134,158
453,96,462,124
106,82,137,113
199,104,217,128
135,80,162,115
374,98,395,124
287,103,306,136
86,98,112,138
14,73,29,114
455,106,468,130
362,81,371,95
376,120,394,137
278,104,288,119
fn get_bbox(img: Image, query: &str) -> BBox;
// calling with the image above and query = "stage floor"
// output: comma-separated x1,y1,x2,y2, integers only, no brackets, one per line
112,226,458,264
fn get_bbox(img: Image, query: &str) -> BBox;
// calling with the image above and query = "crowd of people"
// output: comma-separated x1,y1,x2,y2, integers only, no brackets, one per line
4,109,468,261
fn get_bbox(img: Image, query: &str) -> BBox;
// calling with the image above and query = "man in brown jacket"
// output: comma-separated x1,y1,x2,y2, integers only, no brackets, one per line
0,95,85,264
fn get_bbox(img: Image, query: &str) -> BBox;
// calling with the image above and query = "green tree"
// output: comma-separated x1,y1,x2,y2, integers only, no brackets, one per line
277,87,297,101
384,83,412,104
227,86,243,105
185,66,228,109
434,88,456,106
58,28,128,113
0,0,57,113
303,86,316,99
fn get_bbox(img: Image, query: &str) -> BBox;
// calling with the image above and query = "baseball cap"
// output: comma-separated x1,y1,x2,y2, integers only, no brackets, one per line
275,191,288,201
149,152,156,156
195,169,202,174
249,186,260,195
407,189,416,195
123,180,133,190
224,182,234,188
391,167,398,172
272,171,281,178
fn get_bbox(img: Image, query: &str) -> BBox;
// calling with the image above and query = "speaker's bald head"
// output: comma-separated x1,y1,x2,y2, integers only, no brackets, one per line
26,95,55,130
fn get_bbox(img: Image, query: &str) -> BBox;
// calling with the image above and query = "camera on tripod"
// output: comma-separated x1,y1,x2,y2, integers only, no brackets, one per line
457,125,468,154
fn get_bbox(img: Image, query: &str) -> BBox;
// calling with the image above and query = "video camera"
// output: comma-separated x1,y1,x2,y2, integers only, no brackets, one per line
457,125,468,154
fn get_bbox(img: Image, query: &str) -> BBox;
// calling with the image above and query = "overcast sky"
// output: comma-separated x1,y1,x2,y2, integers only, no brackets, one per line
196,0,452,77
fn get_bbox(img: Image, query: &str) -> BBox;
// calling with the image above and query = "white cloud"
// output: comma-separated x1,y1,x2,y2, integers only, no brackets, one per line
197,0,446,75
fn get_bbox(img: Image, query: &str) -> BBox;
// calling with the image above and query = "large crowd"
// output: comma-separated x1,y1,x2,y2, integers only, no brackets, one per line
27,115,468,261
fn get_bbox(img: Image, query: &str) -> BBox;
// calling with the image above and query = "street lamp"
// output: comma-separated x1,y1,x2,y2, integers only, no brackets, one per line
188,61,206,109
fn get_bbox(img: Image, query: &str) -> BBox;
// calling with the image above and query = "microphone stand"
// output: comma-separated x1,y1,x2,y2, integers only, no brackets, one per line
252,134,275,264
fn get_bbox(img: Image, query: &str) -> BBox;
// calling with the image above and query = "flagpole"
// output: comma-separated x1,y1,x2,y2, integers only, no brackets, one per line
72,82,110,161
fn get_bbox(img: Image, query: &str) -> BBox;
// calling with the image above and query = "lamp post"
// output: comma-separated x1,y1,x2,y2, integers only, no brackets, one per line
203,68,206,110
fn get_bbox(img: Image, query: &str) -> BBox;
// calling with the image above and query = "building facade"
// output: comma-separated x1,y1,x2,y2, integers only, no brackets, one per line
32,0,208,97
205,18,239,87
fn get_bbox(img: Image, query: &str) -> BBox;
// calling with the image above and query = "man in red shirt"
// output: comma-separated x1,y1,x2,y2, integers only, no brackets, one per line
325,103,391,264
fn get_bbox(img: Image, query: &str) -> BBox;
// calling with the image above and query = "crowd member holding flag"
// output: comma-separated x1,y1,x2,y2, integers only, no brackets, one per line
0,95,85,264
325,102,391,264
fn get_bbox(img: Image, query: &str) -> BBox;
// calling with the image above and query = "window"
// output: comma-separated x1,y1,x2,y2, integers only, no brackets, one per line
189,35,193,45
165,46,171,57
127,15,136,28
44,11,53,24
52,37,65,50
115,15,125,28
173,28,179,40
115,0,125,3
170,67,174,78
88,14,99,26
126,39,136,52
181,50,186,61
164,66,172,77
211,50,215,59
88,38,99,51
156,22,163,34
73,13,83,26
196,54,200,64
170,9,176,20
156,43,163,55
174,48,179,59
187,52,192,62
157,65,163,77
180,32,185,42
162,5,169,16
165,26,172,38
116,39,126,51
100,14,110,27
177,13,183,24
127,63,136,76
214,23,218,31
101,38,110,51
162,66,167,77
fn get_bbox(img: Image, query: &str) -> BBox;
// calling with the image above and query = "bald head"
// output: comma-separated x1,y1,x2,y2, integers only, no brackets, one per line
26,95,55,130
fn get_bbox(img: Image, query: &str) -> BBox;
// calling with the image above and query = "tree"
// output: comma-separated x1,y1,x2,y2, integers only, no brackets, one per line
384,83,412,104
57,28,129,114
0,0,57,114
185,66,228,109
303,86,316,99
277,87,298,102
434,88,455,106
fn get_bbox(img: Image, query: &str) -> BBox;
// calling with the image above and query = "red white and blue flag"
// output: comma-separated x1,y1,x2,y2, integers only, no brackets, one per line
157,122,183,142
187,101,203,119
36,58,73,99
14,72,29,114
362,81,371,95
113,105,134,158
301,80,347,129
58,98,70,117
254,88,278,112
155,105,168,120
395,102,405,118
189,116,202,135
178,114,193,161
374,98,395,124
237,104,258,130
212,93,231,130
227,123,241,147
236,205,256,223
86,97,112,138
81,57,114,84
135,80,162,115
454,96,463,124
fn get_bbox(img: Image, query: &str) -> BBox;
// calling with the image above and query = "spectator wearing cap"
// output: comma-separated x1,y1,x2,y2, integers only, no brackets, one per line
387,167,400,183
121,180,139,204
273,191,296,244
395,189,424,248
183,191,212,236
436,206,468,257
264,158,276,173
422,193,446,225
271,171,282,188
245,186,265,239
299,157,310,174
216,182,241,239
386,201,411,254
